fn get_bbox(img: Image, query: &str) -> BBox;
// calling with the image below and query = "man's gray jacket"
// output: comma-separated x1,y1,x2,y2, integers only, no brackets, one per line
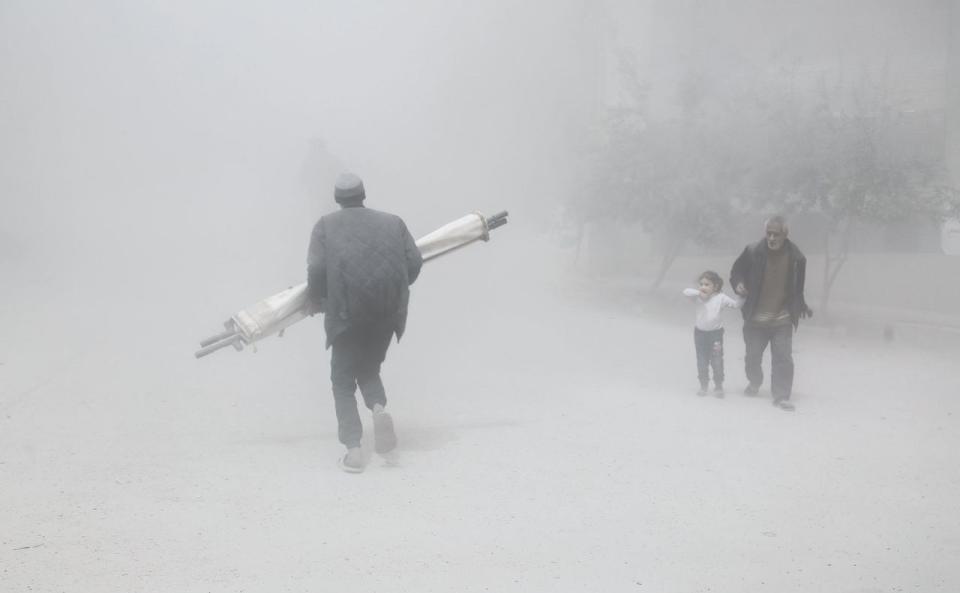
307,205,423,348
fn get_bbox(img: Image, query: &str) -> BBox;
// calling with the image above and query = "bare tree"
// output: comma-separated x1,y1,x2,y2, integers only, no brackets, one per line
760,70,960,317
577,66,754,290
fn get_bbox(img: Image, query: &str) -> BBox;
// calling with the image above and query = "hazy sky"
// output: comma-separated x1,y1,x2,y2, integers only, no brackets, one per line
0,1,600,275
1,1,953,275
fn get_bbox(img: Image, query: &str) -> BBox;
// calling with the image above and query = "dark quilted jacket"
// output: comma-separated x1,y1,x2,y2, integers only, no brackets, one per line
729,238,809,329
307,206,423,348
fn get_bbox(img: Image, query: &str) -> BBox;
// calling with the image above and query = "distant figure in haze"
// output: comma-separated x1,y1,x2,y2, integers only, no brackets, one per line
300,137,343,198
306,173,423,473
729,216,812,411
682,270,744,397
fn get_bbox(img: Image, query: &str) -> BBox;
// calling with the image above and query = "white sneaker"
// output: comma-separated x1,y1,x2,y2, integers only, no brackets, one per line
773,398,795,411
372,405,397,454
338,447,364,473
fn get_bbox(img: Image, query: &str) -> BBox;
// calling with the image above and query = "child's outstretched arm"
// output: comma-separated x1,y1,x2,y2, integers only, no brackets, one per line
722,293,745,309
682,288,700,299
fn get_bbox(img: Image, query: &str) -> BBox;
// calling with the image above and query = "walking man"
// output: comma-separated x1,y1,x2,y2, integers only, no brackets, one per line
730,216,812,411
307,173,423,472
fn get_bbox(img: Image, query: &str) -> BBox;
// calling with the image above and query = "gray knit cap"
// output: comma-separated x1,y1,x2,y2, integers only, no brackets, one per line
334,172,365,203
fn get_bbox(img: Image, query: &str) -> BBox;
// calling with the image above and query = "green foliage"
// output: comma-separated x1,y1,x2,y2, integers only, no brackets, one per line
580,82,754,251
576,64,960,241
571,59,959,298
755,78,960,228
747,72,960,316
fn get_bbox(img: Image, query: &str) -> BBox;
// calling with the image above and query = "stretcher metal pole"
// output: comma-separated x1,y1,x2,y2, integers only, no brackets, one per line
195,209,508,359
194,333,243,358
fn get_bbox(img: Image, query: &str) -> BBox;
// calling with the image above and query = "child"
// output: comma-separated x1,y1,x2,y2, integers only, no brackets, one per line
683,270,743,397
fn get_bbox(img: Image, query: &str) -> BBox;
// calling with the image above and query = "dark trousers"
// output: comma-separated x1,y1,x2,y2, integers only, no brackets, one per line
330,321,394,448
743,322,794,400
694,328,725,387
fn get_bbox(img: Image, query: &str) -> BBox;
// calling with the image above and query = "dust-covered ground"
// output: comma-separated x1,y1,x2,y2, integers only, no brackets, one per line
2,231,958,593
2,1,958,591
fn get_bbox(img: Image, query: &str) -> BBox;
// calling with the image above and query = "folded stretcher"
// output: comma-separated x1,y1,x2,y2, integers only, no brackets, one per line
195,210,508,358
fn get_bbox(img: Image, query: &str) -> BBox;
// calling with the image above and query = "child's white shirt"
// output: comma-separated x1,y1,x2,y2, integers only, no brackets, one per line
682,289,744,331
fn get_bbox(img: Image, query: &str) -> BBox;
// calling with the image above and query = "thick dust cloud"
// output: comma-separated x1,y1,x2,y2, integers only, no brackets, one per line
1,0,599,287
2,3,960,592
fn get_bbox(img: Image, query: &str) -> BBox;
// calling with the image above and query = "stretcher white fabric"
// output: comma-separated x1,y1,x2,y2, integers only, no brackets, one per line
195,210,507,358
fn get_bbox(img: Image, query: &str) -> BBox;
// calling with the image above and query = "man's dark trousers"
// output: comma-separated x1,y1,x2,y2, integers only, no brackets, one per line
330,320,394,448
743,323,794,400
694,328,724,386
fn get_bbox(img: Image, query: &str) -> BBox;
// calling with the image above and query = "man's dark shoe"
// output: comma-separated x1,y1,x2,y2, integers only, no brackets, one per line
714,385,725,398
743,383,760,396
373,404,397,454
697,383,708,396
773,398,795,411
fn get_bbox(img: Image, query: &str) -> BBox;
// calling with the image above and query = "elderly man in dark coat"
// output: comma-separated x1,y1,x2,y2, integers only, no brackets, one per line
307,173,423,472
730,216,812,411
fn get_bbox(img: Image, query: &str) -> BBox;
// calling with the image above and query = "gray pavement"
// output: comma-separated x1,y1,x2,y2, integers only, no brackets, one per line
1,237,958,592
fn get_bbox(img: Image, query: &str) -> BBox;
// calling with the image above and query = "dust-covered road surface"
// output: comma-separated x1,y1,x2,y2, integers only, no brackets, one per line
2,235,958,593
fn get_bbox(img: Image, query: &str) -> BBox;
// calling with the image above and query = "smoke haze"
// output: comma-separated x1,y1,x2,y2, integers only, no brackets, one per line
2,2,959,592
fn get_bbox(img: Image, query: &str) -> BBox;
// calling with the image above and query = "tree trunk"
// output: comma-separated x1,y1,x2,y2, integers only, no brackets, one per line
819,218,850,320
649,234,685,292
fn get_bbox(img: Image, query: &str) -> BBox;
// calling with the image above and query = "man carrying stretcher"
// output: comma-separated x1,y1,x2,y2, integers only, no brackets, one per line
195,173,507,471
306,173,423,473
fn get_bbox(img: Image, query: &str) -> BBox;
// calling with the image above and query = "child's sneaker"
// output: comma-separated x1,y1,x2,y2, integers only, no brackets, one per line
743,383,760,396
773,398,795,411
697,383,708,396
713,384,725,398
